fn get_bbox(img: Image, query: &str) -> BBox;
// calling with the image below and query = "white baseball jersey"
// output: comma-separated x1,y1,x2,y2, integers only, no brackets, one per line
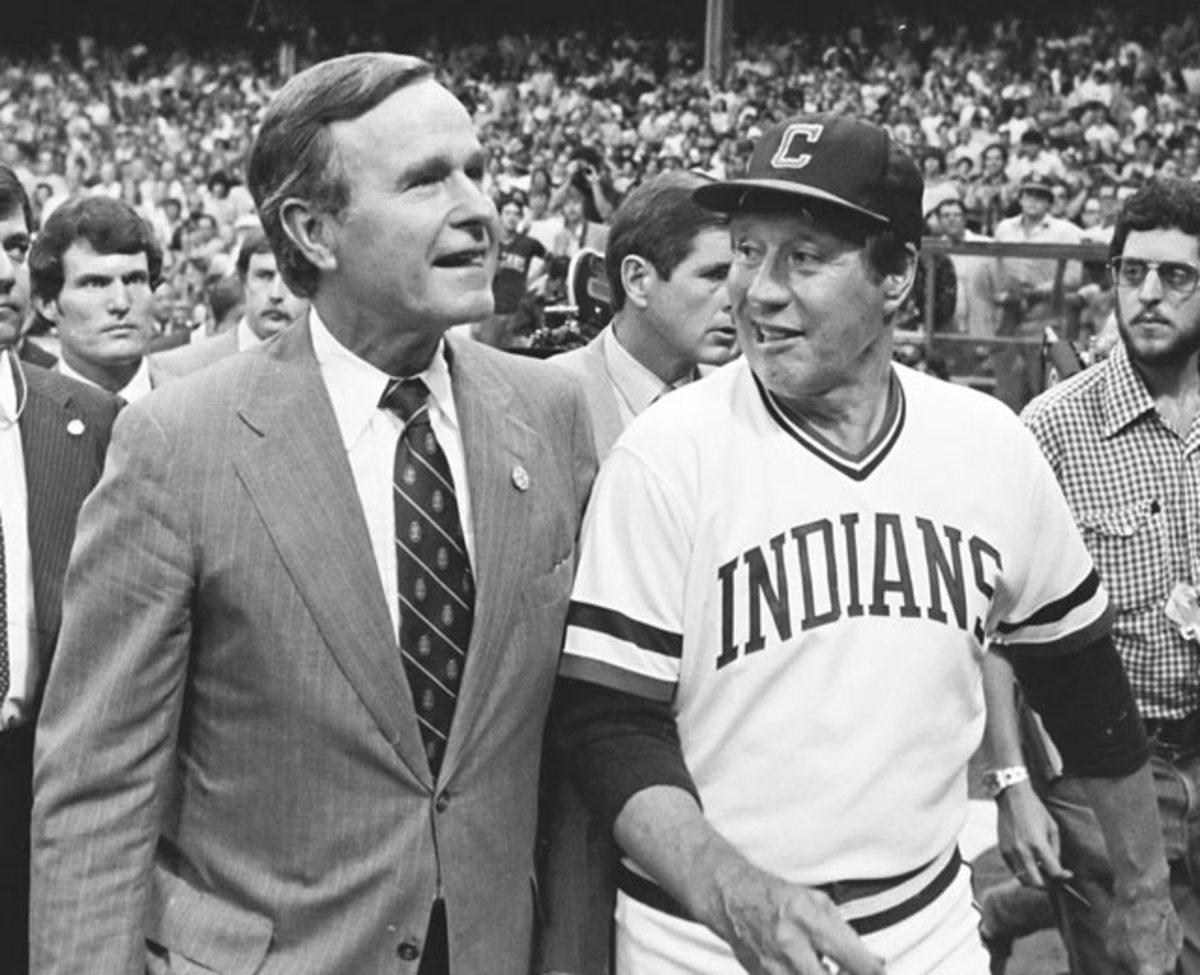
561,357,1110,889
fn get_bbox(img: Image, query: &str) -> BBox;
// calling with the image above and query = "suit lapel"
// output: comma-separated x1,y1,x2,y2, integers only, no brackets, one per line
231,323,431,783
19,361,103,659
439,336,538,776
582,332,624,458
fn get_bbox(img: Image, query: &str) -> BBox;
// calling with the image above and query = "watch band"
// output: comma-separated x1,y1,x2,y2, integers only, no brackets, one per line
982,765,1030,799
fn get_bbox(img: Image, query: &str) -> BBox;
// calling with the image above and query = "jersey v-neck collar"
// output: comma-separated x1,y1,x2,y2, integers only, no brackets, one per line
755,369,906,481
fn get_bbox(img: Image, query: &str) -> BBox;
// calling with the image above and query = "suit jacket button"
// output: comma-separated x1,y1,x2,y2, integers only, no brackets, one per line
435,792,450,813
397,941,421,961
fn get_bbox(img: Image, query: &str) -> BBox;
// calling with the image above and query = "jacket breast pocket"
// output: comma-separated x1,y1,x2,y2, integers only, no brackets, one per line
145,867,273,975
1077,499,1167,611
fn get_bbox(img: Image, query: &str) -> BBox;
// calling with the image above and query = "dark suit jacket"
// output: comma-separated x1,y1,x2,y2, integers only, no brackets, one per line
17,362,119,679
17,340,58,370
31,323,596,975
0,361,116,975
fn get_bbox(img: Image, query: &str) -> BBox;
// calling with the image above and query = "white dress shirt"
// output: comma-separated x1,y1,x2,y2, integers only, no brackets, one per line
59,355,154,402
309,310,474,638
0,351,38,729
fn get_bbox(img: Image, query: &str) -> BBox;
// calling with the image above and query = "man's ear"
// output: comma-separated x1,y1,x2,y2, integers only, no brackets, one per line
34,294,60,324
280,198,337,273
620,254,655,309
881,244,918,316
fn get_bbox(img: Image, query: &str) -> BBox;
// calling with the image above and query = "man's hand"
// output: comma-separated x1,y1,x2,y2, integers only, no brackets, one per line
1104,884,1181,975
710,862,885,975
613,787,884,975
996,781,1070,889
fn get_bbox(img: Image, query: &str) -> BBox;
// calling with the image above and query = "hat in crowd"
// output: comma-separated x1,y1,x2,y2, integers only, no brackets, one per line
1019,174,1056,199
922,182,960,218
693,114,924,243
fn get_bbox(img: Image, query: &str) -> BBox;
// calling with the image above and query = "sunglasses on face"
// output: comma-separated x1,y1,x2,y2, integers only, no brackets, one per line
1108,257,1200,298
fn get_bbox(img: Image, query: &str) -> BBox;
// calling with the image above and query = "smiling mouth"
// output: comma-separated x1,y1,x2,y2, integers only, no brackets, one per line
753,322,803,344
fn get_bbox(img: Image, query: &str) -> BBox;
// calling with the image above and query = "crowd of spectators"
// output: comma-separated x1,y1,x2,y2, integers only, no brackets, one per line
3,8,1200,353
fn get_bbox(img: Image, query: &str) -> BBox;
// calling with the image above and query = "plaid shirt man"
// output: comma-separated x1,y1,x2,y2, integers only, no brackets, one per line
1023,340,1200,719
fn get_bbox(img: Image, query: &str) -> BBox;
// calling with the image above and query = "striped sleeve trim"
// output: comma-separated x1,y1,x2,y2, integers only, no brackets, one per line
997,601,1114,657
566,601,683,659
995,570,1102,635
558,653,677,703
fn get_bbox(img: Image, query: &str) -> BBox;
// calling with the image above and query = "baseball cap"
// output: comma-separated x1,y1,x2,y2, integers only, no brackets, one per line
1019,174,1056,199
693,114,924,243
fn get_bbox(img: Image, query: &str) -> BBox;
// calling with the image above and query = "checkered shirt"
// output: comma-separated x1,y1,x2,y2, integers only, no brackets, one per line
1023,342,1200,718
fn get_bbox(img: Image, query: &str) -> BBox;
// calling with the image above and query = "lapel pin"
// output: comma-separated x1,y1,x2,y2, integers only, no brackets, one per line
66,418,85,437
511,465,530,492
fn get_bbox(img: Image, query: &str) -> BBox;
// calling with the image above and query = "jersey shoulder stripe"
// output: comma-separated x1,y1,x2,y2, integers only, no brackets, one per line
756,371,906,481
995,569,1101,635
558,653,676,702
566,601,684,658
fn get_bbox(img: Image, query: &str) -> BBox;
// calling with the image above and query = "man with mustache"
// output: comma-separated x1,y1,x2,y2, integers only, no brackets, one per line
1017,177,1200,973
154,232,309,379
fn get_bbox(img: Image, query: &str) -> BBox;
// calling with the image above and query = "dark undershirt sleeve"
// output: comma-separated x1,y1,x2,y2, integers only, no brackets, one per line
550,677,700,836
1004,633,1150,778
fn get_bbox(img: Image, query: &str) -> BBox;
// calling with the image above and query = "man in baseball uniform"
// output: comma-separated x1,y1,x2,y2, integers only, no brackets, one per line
553,115,1181,975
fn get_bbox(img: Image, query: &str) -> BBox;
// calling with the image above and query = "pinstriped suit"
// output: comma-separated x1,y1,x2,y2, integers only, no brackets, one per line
30,322,596,975
0,360,117,975
151,328,241,382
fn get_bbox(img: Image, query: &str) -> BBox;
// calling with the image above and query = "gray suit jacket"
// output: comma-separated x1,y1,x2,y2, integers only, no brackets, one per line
31,322,596,975
152,328,241,382
547,327,624,460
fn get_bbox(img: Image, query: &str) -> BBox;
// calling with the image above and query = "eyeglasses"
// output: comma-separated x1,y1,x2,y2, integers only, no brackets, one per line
1109,257,1200,298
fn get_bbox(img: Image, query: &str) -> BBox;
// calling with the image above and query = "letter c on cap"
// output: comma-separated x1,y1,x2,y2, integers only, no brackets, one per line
771,124,824,170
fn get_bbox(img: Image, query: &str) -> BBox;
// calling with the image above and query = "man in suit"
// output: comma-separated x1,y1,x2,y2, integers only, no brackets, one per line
31,53,595,975
155,231,308,380
0,164,118,975
549,171,739,458
30,195,169,401
539,171,739,975
0,167,56,370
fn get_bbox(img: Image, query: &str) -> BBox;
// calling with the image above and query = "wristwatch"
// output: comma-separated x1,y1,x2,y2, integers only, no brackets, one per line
981,765,1030,799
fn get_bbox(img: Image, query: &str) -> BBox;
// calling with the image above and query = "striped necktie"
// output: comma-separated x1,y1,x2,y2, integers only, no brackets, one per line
380,378,474,777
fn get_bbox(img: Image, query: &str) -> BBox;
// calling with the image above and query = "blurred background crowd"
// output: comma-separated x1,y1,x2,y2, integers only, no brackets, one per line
2,4,1199,386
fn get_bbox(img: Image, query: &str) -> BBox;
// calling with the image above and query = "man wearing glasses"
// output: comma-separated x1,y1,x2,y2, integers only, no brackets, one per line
1021,177,1200,973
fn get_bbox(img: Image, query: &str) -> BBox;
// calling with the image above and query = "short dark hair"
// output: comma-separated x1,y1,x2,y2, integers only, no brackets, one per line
0,165,32,229
30,195,163,302
247,52,434,298
606,172,728,312
206,275,245,324
236,231,275,279
1110,178,1200,262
